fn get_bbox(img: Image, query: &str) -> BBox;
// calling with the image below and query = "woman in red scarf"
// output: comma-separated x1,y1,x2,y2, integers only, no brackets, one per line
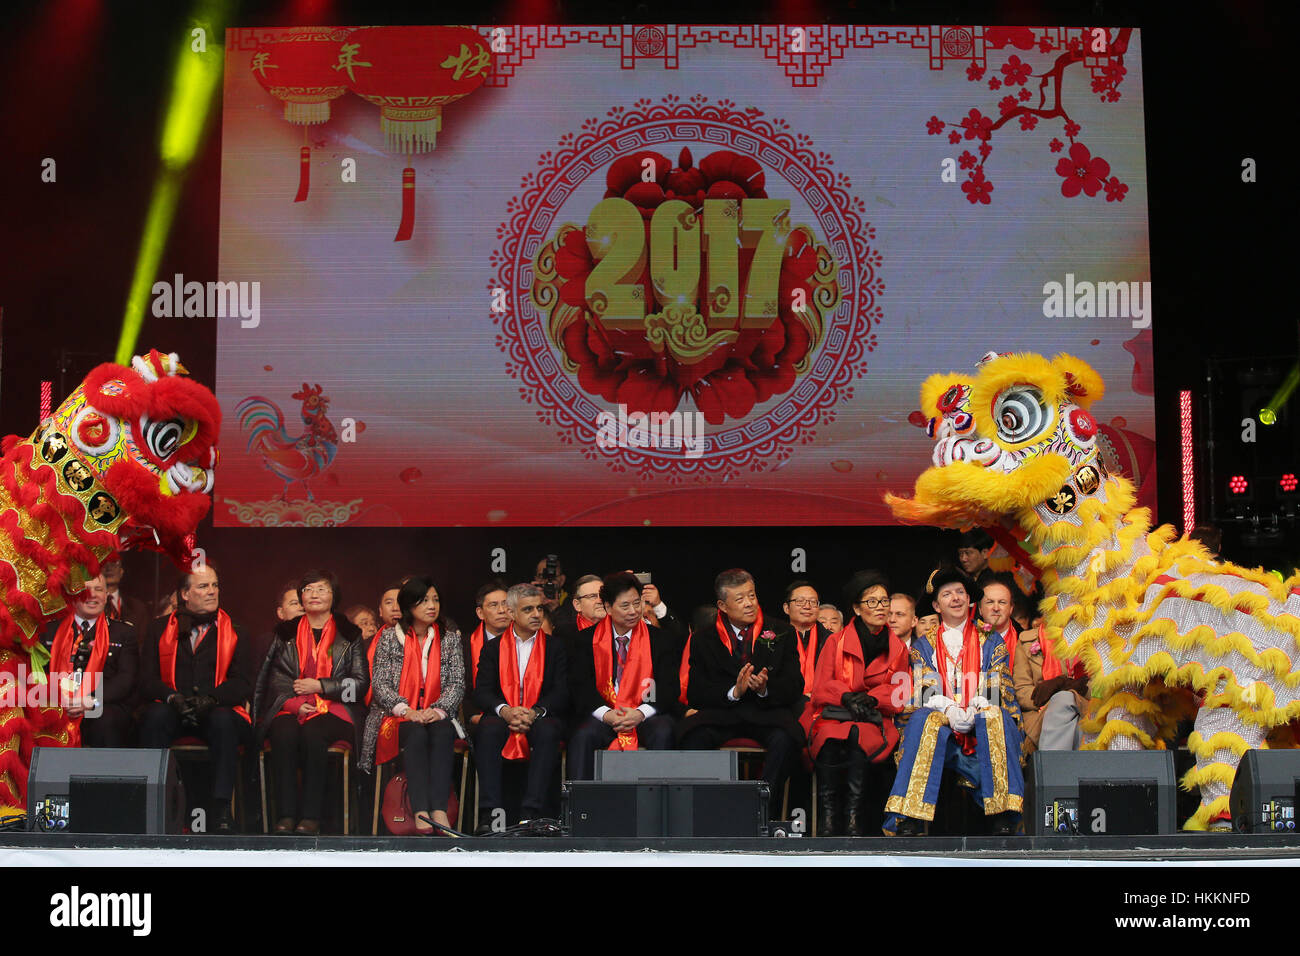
360,576,464,835
801,571,910,836
254,569,369,835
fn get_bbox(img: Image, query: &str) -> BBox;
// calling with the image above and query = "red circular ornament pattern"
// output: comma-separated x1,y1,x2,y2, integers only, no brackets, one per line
490,95,884,479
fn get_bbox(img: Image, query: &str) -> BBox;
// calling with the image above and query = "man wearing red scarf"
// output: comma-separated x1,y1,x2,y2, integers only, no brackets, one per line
884,567,1024,836
783,580,834,696
977,574,1020,676
139,562,254,833
567,572,679,780
472,583,568,830
38,574,138,748
679,569,805,801
462,579,510,728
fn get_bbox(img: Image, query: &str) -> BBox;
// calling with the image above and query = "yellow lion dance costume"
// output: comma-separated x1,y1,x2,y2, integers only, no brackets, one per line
886,350,1300,830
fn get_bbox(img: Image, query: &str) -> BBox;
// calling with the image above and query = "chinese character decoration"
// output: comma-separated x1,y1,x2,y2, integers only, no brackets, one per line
250,27,352,202
336,25,491,240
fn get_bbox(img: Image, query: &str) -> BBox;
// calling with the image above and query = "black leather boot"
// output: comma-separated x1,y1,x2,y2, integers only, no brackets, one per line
844,748,868,837
815,752,843,837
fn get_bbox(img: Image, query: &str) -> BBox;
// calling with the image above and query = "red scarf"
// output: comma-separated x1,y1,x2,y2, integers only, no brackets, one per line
499,624,546,760
576,612,596,631
592,615,653,751
287,614,349,724
468,623,487,690
932,615,983,755
795,625,820,694
365,634,379,705
999,624,1018,674
49,614,111,746
678,636,691,705
1040,622,1083,681
375,625,441,765
714,608,764,656
157,611,250,723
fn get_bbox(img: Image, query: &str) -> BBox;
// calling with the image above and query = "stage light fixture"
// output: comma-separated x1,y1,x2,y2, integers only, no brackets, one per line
1282,473,1298,494
1228,475,1249,495
116,0,231,364
1259,362,1299,426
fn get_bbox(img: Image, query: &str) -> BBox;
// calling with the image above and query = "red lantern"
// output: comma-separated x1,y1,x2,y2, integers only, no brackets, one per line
337,26,491,240
251,27,351,202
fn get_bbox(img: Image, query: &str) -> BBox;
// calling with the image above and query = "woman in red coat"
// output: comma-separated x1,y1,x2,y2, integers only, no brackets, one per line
801,571,910,836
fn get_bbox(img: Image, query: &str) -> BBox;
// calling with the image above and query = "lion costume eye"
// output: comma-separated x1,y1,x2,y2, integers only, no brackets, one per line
993,387,1050,444
143,417,185,460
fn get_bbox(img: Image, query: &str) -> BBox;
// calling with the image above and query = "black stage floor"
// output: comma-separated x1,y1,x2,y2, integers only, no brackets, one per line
5,831,1300,860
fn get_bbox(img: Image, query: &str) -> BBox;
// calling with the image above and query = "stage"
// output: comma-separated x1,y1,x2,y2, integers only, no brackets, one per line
4,832,1300,866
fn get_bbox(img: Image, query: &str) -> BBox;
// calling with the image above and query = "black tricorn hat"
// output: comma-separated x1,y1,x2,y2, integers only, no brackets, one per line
924,565,975,602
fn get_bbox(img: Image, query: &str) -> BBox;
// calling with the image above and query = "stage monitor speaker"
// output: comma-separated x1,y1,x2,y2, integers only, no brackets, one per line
565,780,768,837
27,747,184,835
1025,750,1176,836
594,749,738,781
1230,749,1300,833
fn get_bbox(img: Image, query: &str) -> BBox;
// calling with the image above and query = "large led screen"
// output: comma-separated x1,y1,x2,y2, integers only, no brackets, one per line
214,25,1154,527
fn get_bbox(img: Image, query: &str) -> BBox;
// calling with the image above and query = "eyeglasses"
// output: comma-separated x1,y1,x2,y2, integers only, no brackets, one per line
576,592,602,602
787,598,818,608
857,597,889,608
301,585,332,596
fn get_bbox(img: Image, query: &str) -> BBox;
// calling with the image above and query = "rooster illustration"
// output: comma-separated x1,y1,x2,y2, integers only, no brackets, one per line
237,383,338,500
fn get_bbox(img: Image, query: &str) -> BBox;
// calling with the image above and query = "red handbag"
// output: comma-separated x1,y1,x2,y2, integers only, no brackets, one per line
381,773,418,836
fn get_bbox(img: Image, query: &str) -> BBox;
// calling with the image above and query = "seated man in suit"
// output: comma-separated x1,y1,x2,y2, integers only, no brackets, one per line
39,573,138,748
472,583,568,830
567,572,678,780
679,569,805,800
889,593,918,649
100,560,150,631
976,573,1019,675
784,579,834,696
463,579,510,728
139,562,255,833
884,567,1024,836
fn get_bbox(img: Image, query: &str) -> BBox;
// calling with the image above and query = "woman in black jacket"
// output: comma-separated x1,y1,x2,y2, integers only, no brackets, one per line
360,576,463,835
254,569,369,835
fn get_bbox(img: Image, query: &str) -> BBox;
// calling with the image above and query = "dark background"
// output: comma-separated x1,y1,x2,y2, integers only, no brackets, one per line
1,0,1295,632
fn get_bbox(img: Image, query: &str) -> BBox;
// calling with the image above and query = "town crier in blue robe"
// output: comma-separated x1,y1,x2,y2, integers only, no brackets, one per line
884,567,1023,836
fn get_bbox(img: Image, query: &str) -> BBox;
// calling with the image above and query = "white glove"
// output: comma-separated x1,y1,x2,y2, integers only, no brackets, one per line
949,707,976,734
969,696,990,711
927,694,955,714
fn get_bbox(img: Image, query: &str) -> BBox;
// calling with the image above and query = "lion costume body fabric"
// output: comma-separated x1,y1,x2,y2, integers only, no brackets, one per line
0,351,218,814
886,350,1300,830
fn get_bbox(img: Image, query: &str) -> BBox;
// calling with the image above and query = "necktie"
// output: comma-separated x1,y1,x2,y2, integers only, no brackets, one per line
615,634,629,689
108,595,121,620
736,626,750,665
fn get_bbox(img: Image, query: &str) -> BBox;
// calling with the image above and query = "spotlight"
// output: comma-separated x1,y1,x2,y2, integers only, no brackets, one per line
1228,475,1249,495
1282,473,1298,494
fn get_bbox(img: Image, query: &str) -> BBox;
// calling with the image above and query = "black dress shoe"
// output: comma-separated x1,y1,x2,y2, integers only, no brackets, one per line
895,816,924,836
474,823,495,836
990,812,1020,835
274,817,296,834
294,819,320,835
213,803,235,834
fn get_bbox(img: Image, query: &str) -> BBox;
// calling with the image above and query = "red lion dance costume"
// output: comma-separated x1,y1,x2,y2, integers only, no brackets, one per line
0,350,219,814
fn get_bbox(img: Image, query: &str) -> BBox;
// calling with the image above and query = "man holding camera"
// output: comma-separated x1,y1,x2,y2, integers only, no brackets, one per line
139,562,255,833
